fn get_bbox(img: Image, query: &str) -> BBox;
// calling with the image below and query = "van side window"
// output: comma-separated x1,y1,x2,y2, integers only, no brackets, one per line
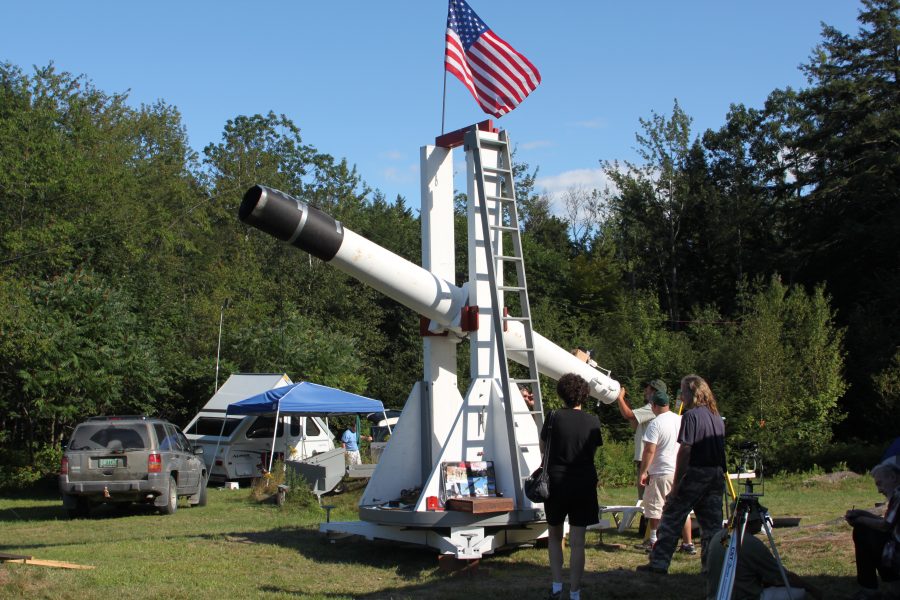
290,417,301,437
246,416,285,439
186,417,241,437
305,418,321,437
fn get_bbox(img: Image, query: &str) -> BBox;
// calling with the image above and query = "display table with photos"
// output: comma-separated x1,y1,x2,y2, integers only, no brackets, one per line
440,461,513,514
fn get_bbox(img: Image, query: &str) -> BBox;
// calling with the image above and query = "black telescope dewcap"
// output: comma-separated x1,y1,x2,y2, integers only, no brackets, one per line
239,185,344,262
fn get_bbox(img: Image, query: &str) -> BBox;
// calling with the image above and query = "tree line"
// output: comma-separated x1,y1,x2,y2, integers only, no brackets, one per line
1,0,897,484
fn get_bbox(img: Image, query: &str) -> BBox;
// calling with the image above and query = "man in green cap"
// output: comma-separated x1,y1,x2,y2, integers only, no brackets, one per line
616,379,669,508
639,386,695,554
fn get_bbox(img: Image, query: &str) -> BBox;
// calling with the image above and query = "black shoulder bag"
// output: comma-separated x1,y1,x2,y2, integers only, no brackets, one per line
524,410,555,503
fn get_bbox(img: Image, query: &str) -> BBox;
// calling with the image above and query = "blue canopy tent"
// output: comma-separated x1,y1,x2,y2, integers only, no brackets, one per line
220,382,389,472
228,381,386,417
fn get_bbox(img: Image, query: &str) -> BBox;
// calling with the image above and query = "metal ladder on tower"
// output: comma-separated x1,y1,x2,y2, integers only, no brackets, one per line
465,125,543,506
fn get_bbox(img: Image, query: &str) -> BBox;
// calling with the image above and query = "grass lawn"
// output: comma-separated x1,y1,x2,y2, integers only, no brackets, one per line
0,472,878,599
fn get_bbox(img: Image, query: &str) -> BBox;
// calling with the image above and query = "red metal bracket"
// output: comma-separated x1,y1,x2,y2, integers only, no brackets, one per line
435,120,497,149
419,316,449,337
460,305,480,332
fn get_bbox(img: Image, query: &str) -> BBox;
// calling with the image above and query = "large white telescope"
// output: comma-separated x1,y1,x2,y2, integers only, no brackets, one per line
239,184,620,404
238,125,621,558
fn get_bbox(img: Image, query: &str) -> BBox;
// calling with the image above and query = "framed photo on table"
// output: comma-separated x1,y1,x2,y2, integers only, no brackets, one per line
440,461,497,500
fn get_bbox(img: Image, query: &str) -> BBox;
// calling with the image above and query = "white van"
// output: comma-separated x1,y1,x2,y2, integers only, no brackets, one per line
367,409,400,463
184,373,335,483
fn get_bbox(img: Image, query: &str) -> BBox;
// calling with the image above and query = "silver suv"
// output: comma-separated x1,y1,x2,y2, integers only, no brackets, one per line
60,416,207,517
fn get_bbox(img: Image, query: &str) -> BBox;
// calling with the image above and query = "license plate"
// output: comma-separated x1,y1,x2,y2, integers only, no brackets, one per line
99,458,119,468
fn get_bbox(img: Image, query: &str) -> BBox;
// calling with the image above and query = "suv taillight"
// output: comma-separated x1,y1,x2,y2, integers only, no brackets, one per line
148,453,162,473
61,456,68,475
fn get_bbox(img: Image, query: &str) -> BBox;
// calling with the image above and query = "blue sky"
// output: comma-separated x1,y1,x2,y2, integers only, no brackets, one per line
4,1,863,211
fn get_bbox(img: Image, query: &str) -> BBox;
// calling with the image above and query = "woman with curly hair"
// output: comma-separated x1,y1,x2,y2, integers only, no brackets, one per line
542,373,603,600
640,374,726,575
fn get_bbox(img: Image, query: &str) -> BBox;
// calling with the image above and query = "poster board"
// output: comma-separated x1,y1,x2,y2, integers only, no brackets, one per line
440,461,497,500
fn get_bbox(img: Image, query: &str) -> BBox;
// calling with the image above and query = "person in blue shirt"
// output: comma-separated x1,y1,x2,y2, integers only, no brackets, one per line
341,422,372,466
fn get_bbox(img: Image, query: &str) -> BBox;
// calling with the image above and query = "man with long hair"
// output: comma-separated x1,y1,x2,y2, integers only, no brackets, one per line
638,374,726,575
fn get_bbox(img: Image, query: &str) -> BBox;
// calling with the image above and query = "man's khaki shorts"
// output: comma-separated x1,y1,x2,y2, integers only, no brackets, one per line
643,473,675,519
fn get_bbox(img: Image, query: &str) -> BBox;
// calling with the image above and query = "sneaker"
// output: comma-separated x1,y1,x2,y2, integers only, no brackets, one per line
635,564,668,575
634,539,655,552
546,590,562,600
679,543,697,555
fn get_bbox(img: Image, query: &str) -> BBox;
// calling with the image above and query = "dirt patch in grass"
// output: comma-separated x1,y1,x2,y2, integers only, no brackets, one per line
804,470,861,485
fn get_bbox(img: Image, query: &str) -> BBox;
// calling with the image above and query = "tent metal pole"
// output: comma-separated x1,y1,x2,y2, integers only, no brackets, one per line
268,404,281,473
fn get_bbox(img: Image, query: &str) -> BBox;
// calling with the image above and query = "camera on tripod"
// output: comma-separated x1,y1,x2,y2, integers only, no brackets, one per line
735,440,764,497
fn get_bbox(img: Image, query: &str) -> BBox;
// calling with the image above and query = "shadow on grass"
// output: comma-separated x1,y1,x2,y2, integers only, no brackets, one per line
255,568,706,599
232,525,866,600
255,547,553,600
0,504,65,522
257,571,875,600
0,500,165,523
208,528,443,578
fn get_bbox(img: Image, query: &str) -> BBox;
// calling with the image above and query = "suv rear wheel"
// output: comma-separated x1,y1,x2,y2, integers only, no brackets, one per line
161,475,178,515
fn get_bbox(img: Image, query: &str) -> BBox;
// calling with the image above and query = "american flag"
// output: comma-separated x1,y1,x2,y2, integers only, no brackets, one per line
445,0,541,117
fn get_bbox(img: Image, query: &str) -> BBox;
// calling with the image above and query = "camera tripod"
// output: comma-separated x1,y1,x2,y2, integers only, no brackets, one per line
714,491,792,600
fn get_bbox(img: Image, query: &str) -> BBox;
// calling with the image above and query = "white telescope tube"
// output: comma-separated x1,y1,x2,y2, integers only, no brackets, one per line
239,185,468,326
335,228,468,327
503,322,620,404
239,185,620,403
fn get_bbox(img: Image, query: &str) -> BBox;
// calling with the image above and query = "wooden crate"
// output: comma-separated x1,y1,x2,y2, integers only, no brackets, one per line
445,496,514,514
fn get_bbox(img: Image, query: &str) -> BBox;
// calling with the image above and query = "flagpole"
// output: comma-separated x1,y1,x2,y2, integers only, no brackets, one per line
441,68,448,135
441,1,449,136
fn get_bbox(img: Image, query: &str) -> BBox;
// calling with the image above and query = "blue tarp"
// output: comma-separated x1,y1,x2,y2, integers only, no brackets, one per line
226,381,385,416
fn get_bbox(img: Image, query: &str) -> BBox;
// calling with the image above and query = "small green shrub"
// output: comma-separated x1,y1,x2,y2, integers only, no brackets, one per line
0,444,62,491
248,460,318,510
281,464,318,510
249,461,285,502
597,437,634,488
810,439,883,473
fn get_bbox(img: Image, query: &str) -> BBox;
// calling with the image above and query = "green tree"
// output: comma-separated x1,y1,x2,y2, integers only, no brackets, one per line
786,0,900,437
202,112,414,407
8,270,166,451
586,291,695,443
0,62,209,435
700,101,796,314
872,349,900,435
697,278,846,470
604,100,712,325
228,309,368,393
